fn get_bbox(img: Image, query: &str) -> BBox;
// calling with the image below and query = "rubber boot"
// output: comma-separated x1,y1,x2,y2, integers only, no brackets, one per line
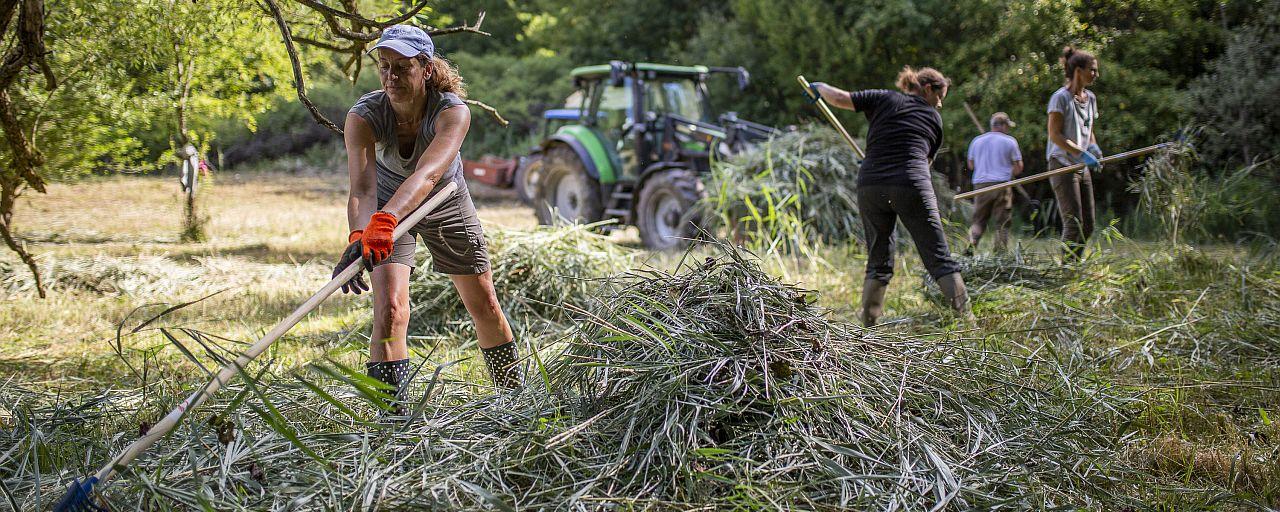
481,340,521,389
366,359,410,415
860,279,888,327
935,272,974,321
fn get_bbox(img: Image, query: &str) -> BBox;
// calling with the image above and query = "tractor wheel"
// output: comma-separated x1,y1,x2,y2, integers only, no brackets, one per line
636,168,706,250
513,154,542,206
535,145,603,225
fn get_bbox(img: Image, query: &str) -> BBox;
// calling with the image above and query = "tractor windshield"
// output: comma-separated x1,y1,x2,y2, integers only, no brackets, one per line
646,79,708,122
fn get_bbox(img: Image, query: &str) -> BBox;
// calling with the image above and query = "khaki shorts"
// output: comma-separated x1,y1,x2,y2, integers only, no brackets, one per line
376,180,490,275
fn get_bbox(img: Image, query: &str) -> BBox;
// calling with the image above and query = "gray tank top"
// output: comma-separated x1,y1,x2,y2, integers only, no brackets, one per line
348,89,466,201
1045,86,1098,163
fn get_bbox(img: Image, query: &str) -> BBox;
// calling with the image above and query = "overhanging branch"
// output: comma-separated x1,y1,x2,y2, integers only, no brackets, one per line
292,0,431,28
428,12,489,37
292,35,356,53
264,0,343,135
464,99,507,126
0,0,52,298
318,9,376,41
271,1,506,132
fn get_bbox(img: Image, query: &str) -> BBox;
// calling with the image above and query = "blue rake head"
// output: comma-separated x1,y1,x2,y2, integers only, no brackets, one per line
53,477,107,512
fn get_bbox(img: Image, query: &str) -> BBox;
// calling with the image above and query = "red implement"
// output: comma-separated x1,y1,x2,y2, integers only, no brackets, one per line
463,155,519,188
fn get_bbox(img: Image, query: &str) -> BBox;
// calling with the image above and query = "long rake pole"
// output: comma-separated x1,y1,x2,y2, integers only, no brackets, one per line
797,75,865,160
57,181,459,509
955,143,1173,200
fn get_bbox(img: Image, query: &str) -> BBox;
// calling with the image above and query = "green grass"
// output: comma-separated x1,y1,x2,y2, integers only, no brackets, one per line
0,171,1276,509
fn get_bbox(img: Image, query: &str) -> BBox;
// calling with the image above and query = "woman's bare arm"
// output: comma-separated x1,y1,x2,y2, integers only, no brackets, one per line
1047,111,1085,159
380,106,471,218
815,83,855,111
345,113,379,232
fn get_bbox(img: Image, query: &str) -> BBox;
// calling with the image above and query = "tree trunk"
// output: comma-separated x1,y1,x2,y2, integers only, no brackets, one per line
0,0,53,300
182,170,200,242
175,52,204,242
0,180,44,297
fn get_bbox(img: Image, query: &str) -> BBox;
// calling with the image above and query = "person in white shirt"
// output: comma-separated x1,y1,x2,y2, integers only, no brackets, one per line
966,112,1023,253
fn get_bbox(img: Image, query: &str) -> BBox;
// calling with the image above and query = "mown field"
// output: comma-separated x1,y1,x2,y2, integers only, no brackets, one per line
1,167,1277,510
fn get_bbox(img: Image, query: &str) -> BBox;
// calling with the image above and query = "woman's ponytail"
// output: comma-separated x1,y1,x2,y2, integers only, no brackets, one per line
896,65,950,95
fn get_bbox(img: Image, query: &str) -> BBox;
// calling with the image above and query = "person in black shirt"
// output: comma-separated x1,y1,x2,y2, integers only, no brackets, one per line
810,66,971,326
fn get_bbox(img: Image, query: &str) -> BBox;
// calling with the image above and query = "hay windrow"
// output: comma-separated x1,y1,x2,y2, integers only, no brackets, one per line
956,247,1280,366
955,253,1079,290
0,254,328,297
1,243,1127,510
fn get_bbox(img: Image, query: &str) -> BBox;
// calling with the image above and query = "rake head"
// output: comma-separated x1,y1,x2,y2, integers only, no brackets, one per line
53,477,107,512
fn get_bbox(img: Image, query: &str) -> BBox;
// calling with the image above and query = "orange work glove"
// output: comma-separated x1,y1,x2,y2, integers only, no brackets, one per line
360,211,398,265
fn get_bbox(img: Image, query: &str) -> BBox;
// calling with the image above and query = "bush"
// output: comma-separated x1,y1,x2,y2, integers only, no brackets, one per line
1127,138,1280,244
404,224,635,338
1188,1,1280,170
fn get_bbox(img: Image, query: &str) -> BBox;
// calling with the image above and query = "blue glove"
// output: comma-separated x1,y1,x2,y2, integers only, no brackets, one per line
1086,143,1103,159
807,82,825,104
1076,150,1100,171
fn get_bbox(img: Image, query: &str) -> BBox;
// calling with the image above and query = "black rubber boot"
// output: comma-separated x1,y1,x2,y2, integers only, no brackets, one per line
481,341,521,389
366,359,410,414
860,278,888,327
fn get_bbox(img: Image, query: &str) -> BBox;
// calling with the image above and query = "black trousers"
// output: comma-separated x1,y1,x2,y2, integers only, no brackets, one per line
858,183,961,284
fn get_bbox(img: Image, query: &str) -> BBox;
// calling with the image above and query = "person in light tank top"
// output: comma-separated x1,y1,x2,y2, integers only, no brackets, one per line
332,26,520,410
1046,46,1103,261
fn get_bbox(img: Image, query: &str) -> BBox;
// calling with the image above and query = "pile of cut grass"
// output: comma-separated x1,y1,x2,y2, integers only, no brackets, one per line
1,243,1128,510
403,223,636,339
966,247,1280,367
702,126,863,254
955,252,1078,291
0,255,202,296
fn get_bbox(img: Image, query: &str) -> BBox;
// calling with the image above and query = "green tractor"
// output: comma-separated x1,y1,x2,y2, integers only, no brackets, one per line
532,61,778,249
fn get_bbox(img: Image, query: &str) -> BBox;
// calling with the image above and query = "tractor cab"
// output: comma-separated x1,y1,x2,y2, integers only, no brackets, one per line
569,62,717,179
533,61,777,249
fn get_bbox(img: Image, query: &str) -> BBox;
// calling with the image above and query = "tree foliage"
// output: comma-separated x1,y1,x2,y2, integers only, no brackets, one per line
0,0,57,297
0,0,416,293
1188,0,1280,171
2,0,1276,296
219,0,1268,187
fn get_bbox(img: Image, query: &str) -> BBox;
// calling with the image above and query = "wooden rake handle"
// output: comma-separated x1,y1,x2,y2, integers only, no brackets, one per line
955,143,1173,200
797,75,866,161
91,181,460,484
